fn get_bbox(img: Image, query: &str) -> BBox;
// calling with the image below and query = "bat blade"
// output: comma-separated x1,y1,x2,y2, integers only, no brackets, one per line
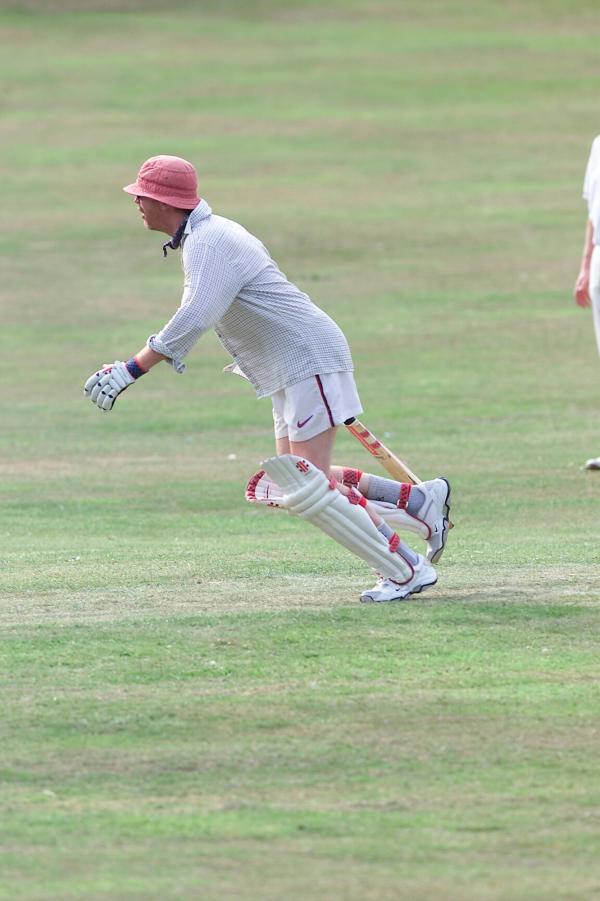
344,418,421,484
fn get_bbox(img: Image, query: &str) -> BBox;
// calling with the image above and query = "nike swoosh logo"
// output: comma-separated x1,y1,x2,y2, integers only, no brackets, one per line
296,415,314,429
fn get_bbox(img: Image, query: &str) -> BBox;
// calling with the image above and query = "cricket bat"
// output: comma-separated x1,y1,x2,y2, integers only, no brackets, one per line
344,417,454,527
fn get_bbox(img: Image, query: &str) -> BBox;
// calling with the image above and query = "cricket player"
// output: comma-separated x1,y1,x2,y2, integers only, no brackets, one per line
84,155,451,602
574,134,600,470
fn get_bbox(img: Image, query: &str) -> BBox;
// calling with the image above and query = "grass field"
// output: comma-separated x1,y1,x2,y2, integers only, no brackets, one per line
1,2,600,899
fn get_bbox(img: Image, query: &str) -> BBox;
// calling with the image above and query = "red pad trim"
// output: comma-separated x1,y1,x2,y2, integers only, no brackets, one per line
388,533,400,553
397,483,412,509
348,488,367,507
342,467,363,487
245,470,266,503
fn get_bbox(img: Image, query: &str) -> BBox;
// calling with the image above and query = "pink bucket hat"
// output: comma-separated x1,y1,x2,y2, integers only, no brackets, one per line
123,155,201,209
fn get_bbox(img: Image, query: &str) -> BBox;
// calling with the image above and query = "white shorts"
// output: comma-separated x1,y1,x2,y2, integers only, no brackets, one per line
271,372,362,442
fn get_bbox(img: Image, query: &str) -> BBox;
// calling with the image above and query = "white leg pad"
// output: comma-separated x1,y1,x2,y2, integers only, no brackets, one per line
363,501,429,538
261,455,413,583
246,469,428,538
245,469,284,507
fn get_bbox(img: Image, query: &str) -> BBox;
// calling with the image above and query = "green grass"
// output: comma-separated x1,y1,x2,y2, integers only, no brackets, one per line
1,2,600,898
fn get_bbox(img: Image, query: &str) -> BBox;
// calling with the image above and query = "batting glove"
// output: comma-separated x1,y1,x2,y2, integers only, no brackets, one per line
83,358,146,411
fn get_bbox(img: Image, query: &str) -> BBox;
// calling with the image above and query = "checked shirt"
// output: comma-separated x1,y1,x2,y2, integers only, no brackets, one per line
148,200,354,397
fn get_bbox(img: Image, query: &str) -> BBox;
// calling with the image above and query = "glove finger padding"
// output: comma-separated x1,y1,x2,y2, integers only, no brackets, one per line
83,368,109,397
84,361,136,411
98,386,119,411
109,363,135,391
90,372,111,404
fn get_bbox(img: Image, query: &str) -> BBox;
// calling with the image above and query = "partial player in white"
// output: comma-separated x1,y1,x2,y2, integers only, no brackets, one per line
574,134,600,470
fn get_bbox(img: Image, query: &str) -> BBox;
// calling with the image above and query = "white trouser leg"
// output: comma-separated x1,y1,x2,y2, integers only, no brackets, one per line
590,244,600,357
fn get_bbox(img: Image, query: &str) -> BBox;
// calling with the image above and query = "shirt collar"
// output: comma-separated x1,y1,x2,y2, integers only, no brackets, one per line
185,199,212,235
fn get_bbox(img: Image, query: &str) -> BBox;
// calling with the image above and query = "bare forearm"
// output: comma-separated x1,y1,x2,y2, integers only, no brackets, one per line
580,218,595,268
133,346,168,372
574,219,595,307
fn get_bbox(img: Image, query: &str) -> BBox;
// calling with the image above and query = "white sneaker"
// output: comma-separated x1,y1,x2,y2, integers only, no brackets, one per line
585,457,600,470
411,478,451,563
360,556,438,603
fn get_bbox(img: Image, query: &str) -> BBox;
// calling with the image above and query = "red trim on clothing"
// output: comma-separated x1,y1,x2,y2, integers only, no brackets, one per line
315,375,335,427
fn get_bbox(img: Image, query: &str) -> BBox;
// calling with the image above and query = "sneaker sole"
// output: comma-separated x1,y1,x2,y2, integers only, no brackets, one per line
426,478,451,564
360,574,438,603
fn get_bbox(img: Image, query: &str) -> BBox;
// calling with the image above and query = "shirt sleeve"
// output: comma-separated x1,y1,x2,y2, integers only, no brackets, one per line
147,242,244,373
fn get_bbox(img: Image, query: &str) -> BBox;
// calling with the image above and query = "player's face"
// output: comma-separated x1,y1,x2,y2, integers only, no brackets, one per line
135,195,168,232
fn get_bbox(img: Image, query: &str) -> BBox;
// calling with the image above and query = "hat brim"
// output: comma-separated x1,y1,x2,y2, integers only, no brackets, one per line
123,182,200,209
123,181,142,196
